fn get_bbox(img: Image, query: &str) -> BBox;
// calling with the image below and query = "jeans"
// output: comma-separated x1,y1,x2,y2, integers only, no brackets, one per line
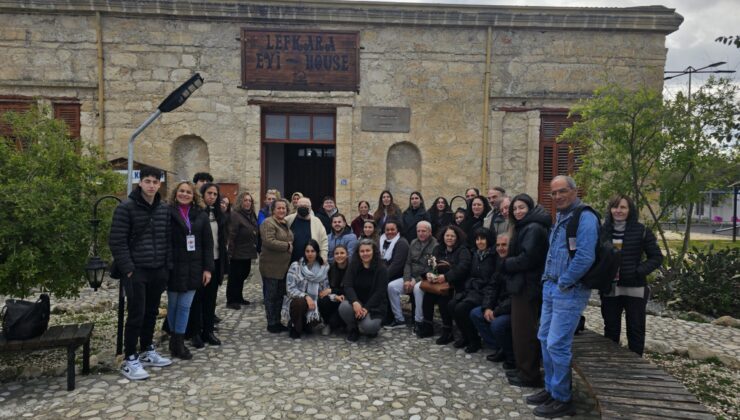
263,276,286,327
122,268,167,358
188,259,221,337
601,290,648,356
338,300,382,336
227,259,251,304
387,278,425,322
538,280,591,402
470,306,514,362
167,290,196,334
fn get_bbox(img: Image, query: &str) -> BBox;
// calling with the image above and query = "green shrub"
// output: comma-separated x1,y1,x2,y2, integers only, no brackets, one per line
0,108,123,298
668,246,740,318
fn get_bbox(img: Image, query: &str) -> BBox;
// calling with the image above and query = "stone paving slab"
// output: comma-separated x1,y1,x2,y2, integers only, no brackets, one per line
0,276,599,419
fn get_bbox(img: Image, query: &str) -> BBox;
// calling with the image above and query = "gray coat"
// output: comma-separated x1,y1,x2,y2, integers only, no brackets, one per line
403,237,438,281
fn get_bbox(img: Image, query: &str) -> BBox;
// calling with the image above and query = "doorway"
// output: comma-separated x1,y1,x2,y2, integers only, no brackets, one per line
261,112,336,211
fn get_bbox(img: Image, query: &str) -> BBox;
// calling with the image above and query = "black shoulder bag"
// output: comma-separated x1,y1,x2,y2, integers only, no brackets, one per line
1,294,51,340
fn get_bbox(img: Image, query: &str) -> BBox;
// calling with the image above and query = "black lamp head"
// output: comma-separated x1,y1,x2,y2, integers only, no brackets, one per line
157,73,204,113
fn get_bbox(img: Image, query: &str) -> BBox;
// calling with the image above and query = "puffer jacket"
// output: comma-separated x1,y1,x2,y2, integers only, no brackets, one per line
109,188,172,275
503,205,552,299
169,205,215,292
454,248,497,305
603,217,663,288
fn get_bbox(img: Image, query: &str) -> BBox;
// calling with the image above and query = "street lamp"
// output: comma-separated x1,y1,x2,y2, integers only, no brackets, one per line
127,73,204,194
84,195,122,354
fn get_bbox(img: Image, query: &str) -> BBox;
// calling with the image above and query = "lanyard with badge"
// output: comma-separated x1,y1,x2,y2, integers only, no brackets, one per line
179,206,196,251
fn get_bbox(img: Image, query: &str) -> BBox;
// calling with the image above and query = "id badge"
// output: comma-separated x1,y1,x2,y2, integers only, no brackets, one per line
568,237,577,251
186,235,196,251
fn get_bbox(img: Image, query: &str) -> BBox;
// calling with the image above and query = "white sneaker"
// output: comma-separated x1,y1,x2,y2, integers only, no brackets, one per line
321,324,332,336
140,346,173,367
121,355,150,380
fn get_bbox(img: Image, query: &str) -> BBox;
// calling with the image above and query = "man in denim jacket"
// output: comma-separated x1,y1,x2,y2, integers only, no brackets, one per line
527,175,598,418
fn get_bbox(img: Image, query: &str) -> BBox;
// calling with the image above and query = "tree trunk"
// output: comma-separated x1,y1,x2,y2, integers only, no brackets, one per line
680,201,694,259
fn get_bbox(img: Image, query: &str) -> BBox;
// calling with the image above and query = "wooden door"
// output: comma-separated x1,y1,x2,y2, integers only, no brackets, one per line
538,113,584,217
284,144,335,212
218,183,239,211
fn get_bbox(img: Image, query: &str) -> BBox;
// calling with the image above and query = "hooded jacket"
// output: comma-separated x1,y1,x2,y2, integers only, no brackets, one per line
503,205,552,298
109,188,172,275
603,206,663,288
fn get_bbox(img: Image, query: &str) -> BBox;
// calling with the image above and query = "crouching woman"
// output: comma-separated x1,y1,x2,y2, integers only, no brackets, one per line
282,240,330,339
339,238,388,342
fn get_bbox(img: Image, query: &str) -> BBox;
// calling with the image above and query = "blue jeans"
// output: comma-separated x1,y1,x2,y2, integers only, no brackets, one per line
167,290,196,334
470,306,514,362
538,281,591,402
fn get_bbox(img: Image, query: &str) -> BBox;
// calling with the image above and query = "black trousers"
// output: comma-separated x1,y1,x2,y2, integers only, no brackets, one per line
449,298,481,344
601,291,648,356
227,259,251,304
511,293,542,383
263,276,286,327
423,293,453,327
122,267,167,358
318,296,344,329
188,259,221,337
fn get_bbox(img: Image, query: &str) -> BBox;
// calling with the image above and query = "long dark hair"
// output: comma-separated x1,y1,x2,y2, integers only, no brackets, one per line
200,182,225,224
406,191,426,212
304,239,324,266
428,196,451,215
465,195,491,220
438,224,467,249
373,190,399,220
508,193,535,225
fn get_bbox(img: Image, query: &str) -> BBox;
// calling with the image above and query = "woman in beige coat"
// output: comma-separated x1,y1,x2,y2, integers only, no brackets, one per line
259,198,294,333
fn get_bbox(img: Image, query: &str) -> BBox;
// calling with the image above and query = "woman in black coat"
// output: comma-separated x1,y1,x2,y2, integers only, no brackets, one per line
186,183,226,348
449,227,497,353
428,196,454,237
461,196,493,250
318,244,350,332
401,191,431,242
419,225,471,344
167,181,214,360
601,194,663,356
502,194,551,388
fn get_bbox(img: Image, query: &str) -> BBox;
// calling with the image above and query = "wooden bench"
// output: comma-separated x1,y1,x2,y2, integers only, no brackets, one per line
0,323,94,391
573,329,714,419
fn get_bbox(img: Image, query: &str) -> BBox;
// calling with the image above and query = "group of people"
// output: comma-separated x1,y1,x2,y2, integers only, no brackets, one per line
110,169,663,419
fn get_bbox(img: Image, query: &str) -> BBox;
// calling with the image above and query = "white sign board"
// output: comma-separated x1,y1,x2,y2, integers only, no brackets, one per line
114,170,166,183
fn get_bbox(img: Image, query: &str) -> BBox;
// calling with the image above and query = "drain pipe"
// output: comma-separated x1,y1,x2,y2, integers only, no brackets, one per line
95,12,105,153
480,26,492,188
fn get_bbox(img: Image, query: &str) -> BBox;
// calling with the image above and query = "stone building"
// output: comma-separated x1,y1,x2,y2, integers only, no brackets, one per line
0,0,682,213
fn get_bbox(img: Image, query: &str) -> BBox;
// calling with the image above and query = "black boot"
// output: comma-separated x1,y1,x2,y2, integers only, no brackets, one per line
418,321,434,338
172,334,193,360
191,334,205,349
202,332,221,345
435,327,454,345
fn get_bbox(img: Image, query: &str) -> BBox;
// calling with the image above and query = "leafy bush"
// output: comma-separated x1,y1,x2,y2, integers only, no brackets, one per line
0,108,123,298
667,246,740,318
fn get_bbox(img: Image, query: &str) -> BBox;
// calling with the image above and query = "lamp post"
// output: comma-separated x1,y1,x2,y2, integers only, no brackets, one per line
127,73,204,194
664,61,735,109
84,195,122,354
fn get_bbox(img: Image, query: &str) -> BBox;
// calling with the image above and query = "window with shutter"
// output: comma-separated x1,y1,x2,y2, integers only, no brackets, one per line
0,100,33,150
538,112,584,216
53,102,81,139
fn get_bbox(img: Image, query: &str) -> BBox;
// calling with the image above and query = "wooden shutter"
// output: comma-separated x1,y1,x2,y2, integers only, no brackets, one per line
538,113,584,216
0,100,33,150
53,102,81,139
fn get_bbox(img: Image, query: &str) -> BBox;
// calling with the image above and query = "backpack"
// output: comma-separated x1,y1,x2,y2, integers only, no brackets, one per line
565,205,621,293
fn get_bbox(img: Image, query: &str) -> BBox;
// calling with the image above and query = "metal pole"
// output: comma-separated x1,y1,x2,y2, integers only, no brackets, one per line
127,110,162,195
733,185,738,243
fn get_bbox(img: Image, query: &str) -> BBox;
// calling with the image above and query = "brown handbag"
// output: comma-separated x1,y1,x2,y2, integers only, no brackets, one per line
420,280,452,296
420,260,452,296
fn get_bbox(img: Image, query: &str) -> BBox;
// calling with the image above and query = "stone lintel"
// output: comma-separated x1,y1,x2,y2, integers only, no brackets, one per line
0,0,683,34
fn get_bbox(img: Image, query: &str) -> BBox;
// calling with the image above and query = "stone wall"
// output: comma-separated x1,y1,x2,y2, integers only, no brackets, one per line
0,1,678,212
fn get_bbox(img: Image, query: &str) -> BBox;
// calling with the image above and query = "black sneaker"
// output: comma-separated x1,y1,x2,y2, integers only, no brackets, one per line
240,299,251,306
486,350,505,362
508,375,543,388
384,319,406,330
226,302,241,310
533,399,575,418
346,329,360,343
526,389,552,406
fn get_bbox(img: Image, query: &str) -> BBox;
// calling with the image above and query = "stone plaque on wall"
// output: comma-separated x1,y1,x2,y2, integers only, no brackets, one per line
240,28,360,92
361,107,411,132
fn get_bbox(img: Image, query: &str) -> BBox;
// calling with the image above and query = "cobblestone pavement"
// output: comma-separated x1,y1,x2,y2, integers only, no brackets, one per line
0,276,599,419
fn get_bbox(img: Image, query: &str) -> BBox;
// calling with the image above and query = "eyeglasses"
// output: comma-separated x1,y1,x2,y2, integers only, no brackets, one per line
550,188,573,197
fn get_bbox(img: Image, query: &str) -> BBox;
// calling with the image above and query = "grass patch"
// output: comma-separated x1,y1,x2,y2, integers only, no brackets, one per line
665,240,740,253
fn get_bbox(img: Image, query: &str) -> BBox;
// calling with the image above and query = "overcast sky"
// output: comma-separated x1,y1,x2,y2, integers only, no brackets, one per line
348,0,739,97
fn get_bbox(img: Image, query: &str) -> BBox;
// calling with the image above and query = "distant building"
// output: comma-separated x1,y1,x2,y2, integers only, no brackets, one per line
0,0,682,212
